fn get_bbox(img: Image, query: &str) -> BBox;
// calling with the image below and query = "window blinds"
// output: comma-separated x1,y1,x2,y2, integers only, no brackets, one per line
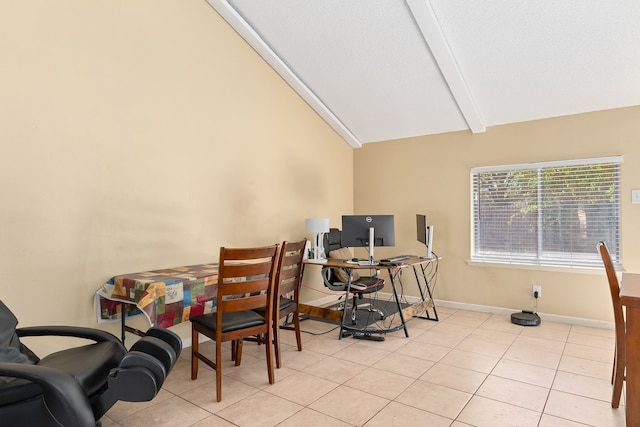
471,156,622,268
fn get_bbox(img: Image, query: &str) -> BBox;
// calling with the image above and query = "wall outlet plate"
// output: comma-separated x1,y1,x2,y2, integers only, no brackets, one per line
532,285,542,298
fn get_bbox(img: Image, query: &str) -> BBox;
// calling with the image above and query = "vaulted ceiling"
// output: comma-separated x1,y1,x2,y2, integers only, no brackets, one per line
206,1,640,148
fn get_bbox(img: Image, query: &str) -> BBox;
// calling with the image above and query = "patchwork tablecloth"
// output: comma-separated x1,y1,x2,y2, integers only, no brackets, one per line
96,263,219,328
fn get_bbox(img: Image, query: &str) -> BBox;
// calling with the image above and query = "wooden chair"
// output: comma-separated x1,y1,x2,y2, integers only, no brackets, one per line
271,239,307,368
597,240,625,408
241,239,307,368
190,244,280,402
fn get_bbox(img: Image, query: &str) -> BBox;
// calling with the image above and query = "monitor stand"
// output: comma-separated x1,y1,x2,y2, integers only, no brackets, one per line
367,226,375,265
419,225,434,260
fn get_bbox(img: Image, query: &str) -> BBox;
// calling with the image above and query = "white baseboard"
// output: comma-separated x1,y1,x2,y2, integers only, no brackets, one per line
431,298,615,330
180,333,213,350
303,292,615,331
182,336,192,349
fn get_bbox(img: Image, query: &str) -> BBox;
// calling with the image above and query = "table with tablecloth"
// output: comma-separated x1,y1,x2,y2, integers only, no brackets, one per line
96,263,219,330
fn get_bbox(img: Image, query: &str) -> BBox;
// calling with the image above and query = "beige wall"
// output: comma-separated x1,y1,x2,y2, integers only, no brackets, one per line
0,0,352,350
355,106,640,323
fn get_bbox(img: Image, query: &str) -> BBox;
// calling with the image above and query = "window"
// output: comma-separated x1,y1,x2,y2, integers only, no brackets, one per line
471,156,622,268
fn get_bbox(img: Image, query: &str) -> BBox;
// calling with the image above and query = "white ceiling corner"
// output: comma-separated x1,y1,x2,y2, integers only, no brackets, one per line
206,0,640,147
206,0,362,148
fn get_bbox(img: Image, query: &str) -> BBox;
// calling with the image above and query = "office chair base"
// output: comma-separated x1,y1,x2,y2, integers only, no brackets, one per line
342,329,385,341
351,331,385,341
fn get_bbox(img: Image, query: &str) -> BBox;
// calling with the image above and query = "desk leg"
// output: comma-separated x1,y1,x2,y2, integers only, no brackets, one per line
413,265,439,321
121,305,126,343
120,303,146,344
388,271,410,337
338,270,354,340
627,305,640,426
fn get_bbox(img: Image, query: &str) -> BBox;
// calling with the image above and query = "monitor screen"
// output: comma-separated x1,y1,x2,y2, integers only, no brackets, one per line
341,215,395,248
416,213,434,259
417,214,427,244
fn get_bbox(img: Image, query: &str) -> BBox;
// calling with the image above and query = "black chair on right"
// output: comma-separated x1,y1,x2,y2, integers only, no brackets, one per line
597,241,625,409
321,228,385,325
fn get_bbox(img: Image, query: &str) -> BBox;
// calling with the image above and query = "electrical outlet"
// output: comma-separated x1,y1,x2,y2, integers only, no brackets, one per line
532,285,541,298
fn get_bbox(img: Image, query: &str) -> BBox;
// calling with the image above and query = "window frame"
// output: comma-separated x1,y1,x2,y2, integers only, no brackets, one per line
470,156,622,269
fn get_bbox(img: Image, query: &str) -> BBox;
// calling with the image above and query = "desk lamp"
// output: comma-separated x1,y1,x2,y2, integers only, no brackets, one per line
305,218,329,263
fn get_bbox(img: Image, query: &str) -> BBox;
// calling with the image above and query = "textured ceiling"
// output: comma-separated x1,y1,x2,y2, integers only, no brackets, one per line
206,0,640,148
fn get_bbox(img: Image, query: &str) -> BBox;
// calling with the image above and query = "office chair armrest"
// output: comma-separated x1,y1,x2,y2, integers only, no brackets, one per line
321,267,347,291
0,362,95,427
16,326,126,352
321,267,380,291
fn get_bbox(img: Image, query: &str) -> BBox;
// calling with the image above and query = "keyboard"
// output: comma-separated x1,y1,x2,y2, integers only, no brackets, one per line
379,255,411,264
346,259,377,266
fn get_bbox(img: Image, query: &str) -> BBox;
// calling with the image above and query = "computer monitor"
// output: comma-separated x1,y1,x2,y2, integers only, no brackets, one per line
341,215,395,264
416,214,434,259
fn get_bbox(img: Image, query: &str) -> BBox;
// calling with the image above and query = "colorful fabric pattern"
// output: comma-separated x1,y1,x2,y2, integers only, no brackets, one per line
96,263,219,328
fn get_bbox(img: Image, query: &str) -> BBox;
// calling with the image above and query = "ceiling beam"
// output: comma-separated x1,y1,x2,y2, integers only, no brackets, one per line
205,0,362,148
407,0,486,133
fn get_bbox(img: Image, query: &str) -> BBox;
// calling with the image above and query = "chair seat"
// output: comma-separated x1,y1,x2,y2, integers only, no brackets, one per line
0,341,125,406
39,341,126,396
192,311,266,333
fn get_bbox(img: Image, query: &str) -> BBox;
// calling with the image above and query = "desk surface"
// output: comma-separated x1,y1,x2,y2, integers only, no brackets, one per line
96,263,219,328
312,256,434,270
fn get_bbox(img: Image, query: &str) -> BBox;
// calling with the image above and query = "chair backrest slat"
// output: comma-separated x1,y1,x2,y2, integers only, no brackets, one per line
220,278,270,297
221,293,268,312
222,261,274,278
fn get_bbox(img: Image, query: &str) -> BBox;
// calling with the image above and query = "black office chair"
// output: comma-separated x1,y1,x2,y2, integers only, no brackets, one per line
0,299,181,427
321,228,385,325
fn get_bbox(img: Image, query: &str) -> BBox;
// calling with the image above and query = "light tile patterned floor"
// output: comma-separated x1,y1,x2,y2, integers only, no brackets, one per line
101,307,626,426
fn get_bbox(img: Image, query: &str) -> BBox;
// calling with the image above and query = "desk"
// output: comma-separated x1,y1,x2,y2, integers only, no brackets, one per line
300,256,438,339
621,273,640,426
96,263,219,341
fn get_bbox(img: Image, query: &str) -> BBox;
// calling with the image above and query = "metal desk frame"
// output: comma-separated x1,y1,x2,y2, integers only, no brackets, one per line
301,256,439,339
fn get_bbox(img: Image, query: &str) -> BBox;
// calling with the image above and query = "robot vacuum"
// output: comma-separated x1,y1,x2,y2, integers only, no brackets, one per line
511,310,541,326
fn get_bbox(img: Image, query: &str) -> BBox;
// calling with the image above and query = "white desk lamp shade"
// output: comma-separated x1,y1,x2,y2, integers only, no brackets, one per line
305,218,330,262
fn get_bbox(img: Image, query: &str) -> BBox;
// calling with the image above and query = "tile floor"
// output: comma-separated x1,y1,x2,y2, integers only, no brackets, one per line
101,307,626,426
